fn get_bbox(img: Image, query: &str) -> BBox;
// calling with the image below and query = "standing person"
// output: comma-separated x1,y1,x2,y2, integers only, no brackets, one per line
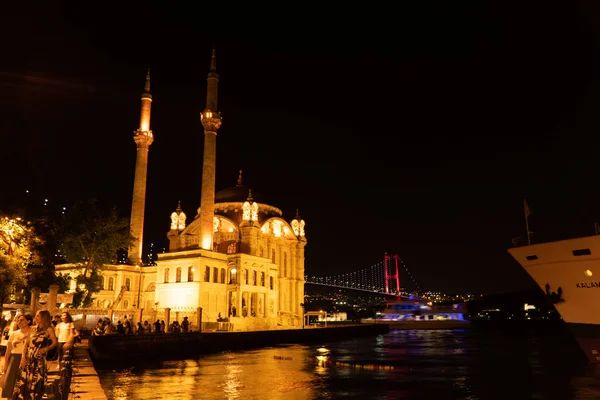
55,312,74,367
1,314,33,398
6,311,22,339
123,316,132,335
12,310,58,400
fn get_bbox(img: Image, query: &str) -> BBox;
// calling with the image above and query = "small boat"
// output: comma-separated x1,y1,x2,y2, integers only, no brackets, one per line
361,296,469,329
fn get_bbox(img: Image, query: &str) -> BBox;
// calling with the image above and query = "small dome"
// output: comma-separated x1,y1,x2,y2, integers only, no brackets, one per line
214,185,266,203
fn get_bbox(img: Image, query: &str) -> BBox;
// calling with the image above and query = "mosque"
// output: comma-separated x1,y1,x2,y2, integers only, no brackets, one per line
56,51,307,331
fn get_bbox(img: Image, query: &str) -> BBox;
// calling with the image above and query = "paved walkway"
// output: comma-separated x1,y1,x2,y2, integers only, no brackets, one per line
67,339,108,400
1,339,107,400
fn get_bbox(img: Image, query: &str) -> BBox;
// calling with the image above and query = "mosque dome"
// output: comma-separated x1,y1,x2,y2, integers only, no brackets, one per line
215,170,267,204
214,185,266,204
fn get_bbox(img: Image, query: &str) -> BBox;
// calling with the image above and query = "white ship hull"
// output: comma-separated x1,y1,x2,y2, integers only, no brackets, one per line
508,235,600,362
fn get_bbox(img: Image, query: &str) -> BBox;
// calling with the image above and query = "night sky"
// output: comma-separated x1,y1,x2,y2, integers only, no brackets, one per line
2,2,600,294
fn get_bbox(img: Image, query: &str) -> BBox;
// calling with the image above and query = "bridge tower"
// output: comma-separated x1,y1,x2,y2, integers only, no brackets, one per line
383,253,401,295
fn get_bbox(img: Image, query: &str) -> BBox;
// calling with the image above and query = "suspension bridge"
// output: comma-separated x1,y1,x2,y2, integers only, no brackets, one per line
304,253,421,296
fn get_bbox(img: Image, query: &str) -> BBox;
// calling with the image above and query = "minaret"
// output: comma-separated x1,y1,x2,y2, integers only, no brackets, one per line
199,49,222,250
129,70,154,265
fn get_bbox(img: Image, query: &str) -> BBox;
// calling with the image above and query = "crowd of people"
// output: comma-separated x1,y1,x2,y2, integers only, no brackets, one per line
0,311,194,399
0,310,78,400
92,315,192,335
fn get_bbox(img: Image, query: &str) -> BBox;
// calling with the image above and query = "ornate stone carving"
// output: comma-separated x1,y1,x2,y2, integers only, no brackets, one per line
242,201,251,221
133,131,154,148
170,202,186,231
291,220,299,236
291,210,306,237
272,220,282,237
251,202,259,222
200,109,222,133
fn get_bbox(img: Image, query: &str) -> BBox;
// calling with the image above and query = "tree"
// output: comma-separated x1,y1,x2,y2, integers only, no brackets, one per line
59,200,135,307
0,216,44,305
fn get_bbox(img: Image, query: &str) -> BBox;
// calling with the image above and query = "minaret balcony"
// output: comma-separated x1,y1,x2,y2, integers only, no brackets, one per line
134,129,153,138
200,110,222,132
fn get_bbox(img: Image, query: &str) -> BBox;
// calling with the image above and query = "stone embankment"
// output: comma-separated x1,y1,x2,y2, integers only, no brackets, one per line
68,339,108,400
90,323,389,362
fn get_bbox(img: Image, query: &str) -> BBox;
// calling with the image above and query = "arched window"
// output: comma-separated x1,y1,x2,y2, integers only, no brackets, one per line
125,278,131,291
204,266,210,282
99,276,105,290
220,268,226,283
271,250,276,264
176,267,182,283
259,246,264,257
123,300,129,309
188,266,194,282
253,270,257,286
230,269,237,284
284,253,287,277
164,268,170,283
244,269,249,285
260,272,265,286
108,277,114,291
227,242,237,254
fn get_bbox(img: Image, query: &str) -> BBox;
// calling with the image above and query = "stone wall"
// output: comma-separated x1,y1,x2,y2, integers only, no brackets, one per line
89,324,389,362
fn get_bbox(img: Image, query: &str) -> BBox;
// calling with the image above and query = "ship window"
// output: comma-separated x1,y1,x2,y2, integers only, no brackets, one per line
573,248,591,256
525,255,538,261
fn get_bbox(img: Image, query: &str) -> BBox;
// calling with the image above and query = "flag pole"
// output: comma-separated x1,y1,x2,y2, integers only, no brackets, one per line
524,199,531,245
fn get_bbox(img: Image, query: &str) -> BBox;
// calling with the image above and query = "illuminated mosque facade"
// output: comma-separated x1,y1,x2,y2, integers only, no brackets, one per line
56,51,307,331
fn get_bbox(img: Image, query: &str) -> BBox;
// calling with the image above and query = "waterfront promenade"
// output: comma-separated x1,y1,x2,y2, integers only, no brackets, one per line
0,339,107,400
68,339,108,400
90,323,389,362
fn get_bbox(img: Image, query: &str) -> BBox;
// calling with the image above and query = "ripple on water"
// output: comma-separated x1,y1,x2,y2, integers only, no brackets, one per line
97,327,599,400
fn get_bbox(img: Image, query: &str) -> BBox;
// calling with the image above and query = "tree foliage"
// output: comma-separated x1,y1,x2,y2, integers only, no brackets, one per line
0,216,44,305
59,200,134,307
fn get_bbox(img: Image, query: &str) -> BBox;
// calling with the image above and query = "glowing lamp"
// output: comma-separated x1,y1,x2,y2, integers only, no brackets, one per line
201,236,212,250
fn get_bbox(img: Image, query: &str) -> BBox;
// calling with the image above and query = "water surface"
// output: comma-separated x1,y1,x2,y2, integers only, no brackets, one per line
97,323,600,399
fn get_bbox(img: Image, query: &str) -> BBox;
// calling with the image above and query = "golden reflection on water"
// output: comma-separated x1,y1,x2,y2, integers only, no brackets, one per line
100,329,599,399
104,345,321,400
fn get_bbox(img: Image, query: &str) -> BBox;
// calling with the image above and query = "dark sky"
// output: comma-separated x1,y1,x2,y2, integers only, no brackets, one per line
2,2,600,294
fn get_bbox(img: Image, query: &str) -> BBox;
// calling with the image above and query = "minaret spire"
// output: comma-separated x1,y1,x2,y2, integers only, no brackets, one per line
139,69,152,132
144,68,151,93
210,47,217,72
130,70,154,265
206,47,219,111
199,49,222,250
